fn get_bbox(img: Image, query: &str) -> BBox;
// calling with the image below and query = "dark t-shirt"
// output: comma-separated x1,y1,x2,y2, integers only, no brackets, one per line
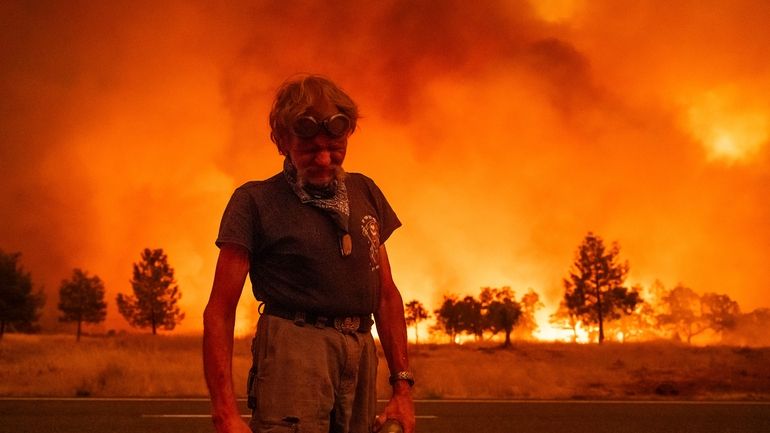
216,172,401,316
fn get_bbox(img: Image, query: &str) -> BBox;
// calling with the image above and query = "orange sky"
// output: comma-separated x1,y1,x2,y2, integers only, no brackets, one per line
1,0,768,335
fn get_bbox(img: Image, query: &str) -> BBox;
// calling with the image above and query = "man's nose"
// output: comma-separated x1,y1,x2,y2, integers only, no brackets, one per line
314,149,332,167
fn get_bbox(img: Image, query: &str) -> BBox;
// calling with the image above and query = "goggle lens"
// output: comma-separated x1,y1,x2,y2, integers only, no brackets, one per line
324,114,351,136
292,113,351,139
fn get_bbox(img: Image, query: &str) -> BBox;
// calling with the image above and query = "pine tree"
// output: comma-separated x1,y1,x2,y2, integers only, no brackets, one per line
116,248,184,334
58,268,107,341
0,250,44,339
563,233,640,343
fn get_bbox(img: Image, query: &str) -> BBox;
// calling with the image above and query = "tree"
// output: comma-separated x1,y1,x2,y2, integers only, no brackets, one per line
722,308,770,346
656,284,707,344
434,295,461,343
480,287,522,347
549,300,580,342
404,299,430,345
0,250,45,339
456,295,484,341
516,289,543,340
58,268,107,341
701,292,740,336
562,232,640,344
116,248,184,334
604,287,658,342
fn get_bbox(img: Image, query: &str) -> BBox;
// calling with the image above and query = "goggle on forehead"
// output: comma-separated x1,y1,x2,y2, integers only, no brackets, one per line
291,113,352,139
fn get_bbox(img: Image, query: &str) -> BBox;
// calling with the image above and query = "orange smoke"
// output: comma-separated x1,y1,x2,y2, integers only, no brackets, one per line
1,1,768,336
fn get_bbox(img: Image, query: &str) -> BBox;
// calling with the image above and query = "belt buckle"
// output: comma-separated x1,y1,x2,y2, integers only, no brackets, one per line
334,316,360,334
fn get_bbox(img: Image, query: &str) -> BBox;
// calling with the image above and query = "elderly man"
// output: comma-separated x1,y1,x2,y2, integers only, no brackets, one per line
203,74,415,433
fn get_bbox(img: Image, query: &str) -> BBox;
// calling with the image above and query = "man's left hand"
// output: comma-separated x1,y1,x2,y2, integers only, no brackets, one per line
373,382,415,433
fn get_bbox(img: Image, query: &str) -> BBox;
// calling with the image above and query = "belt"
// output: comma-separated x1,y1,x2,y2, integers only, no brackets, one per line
262,303,373,334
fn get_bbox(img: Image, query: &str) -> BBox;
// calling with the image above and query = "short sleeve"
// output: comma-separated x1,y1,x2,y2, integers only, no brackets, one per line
215,188,259,253
365,178,401,244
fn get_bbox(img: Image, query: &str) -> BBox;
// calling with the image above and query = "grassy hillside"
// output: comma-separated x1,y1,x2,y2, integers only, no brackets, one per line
1,334,768,400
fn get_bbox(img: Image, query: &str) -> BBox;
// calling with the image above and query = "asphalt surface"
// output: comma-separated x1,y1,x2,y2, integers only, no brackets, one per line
1,398,769,433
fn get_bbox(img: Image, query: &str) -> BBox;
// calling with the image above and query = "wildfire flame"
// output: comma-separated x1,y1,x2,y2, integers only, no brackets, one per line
0,1,768,336
686,89,769,163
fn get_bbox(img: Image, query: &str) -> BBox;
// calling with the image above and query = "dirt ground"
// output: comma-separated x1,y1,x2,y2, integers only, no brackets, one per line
400,341,770,400
1,334,768,400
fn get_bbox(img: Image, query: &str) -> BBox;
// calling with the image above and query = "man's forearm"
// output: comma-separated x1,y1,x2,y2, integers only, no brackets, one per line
203,245,251,432
374,283,410,378
374,278,416,433
203,306,241,425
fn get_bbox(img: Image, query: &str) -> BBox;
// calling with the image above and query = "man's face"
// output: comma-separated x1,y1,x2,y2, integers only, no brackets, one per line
284,100,349,188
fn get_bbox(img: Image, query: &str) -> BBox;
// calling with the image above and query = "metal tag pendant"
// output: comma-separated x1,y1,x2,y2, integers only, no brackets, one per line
339,233,352,257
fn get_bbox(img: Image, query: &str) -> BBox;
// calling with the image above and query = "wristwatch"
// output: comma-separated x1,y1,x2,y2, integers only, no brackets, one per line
389,370,415,387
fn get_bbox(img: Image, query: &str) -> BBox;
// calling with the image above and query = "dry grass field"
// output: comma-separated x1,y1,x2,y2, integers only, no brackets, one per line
1,334,768,400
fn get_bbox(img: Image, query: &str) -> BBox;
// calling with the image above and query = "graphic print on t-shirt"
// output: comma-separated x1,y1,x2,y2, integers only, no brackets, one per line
361,215,380,271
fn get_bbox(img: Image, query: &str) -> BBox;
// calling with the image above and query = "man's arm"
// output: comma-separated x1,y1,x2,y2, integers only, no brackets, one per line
373,244,416,433
203,243,252,433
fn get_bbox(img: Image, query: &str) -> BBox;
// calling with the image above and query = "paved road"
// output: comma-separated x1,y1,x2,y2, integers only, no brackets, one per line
1,398,769,433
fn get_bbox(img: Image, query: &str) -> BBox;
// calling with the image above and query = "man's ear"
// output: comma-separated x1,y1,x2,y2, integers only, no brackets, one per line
277,136,289,156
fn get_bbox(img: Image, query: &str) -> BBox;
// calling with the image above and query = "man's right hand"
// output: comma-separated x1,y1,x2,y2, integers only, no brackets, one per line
373,381,415,433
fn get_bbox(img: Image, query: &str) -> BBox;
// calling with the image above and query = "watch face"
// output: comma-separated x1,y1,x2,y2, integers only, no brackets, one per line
390,371,414,386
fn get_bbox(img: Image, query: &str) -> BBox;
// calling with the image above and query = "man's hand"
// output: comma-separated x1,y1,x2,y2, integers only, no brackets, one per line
373,382,415,433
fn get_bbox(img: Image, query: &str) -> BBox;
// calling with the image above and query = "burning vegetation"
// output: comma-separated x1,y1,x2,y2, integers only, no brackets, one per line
406,232,770,346
1,1,768,336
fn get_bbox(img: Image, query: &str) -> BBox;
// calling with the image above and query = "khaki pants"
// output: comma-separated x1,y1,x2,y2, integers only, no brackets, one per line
249,314,378,433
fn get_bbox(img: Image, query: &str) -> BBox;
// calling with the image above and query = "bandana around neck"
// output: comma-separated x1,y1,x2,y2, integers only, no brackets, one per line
283,157,350,234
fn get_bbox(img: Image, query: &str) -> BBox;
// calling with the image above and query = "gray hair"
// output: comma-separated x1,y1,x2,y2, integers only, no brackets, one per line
269,74,359,150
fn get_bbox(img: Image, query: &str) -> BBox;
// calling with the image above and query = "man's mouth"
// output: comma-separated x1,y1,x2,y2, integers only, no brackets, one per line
298,166,345,188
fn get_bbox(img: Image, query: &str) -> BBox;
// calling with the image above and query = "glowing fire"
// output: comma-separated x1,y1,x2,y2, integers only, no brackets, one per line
532,309,591,343
529,0,584,22
1,1,768,336
686,89,768,164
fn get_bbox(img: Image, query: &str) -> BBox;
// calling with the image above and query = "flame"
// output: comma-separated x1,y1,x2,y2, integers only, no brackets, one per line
1,1,769,335
686,89,769,163
528,0,584,22
532,308,590,343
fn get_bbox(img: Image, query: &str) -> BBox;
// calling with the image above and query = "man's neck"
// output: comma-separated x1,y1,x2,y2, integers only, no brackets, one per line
301,180,336,199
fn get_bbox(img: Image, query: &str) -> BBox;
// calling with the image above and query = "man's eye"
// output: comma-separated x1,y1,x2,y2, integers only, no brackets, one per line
297,145,320,154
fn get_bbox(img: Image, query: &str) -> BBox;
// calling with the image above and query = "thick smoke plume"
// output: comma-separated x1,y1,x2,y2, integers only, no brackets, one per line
1,0,768,335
